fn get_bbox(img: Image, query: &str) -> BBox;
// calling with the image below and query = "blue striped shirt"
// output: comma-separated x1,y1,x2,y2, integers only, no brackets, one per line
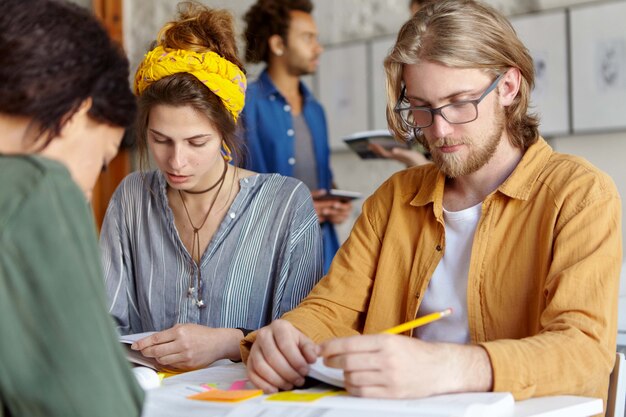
100,170,323,334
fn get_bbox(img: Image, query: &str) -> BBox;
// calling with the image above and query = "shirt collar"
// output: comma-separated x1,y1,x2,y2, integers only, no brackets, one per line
497,137,552,201
409,165,446,220
410,165,444,207
258,68,315,102
408,136,552,212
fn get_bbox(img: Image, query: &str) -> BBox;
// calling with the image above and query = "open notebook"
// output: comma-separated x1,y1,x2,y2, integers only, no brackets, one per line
311,392,514,417
308,357,345,387
304,358,514,417
120,331,159,370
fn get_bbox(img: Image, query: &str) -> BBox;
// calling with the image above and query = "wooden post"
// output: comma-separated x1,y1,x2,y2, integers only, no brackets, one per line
91,0,131,230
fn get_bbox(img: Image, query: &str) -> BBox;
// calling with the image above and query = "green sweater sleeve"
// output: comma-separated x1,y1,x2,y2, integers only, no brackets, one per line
0,156,143,417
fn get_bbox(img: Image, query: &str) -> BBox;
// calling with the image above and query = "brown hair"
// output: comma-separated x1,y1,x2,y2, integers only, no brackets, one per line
409,0,429,13
136,1,244,169
243,0,313,64
385,0,539,149
0,0,135,149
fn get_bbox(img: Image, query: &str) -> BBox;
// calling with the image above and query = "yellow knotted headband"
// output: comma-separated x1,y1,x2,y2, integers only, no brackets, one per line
134,45,247,122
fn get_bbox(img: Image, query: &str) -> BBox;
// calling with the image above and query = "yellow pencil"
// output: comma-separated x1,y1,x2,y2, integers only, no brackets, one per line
381,308,453,334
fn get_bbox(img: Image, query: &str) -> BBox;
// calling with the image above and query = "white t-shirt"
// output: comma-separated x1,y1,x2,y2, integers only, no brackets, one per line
414,202,482,344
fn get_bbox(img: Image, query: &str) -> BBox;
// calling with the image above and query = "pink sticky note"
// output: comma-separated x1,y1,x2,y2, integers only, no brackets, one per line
228,379,248,391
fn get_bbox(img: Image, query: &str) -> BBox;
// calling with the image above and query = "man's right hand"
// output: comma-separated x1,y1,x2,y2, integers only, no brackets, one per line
246,319,319,393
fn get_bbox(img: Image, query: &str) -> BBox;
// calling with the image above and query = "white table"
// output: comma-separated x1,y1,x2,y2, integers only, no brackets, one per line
617,295,626,347
617,262,626,347
141,362,602,417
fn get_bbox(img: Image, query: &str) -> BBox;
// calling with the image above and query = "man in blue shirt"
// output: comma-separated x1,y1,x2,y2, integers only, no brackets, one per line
242,0,352,272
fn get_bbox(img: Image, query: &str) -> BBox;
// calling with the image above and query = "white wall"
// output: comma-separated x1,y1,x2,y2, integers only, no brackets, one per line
123,0,545,71
551,132,626,254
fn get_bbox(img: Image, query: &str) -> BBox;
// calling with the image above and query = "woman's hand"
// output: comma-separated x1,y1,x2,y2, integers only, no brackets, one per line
131,324,244,371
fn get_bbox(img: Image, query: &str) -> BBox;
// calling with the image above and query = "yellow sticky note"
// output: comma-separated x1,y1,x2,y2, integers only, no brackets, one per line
266,390,344,402
157,370,181,379
187,389,263,402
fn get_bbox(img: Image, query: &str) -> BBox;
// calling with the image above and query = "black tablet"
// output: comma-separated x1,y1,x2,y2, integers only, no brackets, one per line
313,189,362,202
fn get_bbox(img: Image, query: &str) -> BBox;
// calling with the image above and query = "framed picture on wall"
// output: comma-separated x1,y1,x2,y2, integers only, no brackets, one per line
316,42,369,150
370,36,396,131
510,10,570,137
570,1,626,133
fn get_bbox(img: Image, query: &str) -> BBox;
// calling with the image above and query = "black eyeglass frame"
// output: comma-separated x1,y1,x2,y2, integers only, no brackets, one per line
393,72,505,129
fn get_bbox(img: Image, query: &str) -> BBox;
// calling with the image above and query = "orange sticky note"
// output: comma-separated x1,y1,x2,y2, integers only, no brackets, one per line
187,389,263,402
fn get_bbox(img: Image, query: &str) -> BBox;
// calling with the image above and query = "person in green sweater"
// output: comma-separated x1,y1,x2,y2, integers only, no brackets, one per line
0,0,144,416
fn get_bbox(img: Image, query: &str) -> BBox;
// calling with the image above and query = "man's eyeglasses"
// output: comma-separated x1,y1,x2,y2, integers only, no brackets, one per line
393,73,505,129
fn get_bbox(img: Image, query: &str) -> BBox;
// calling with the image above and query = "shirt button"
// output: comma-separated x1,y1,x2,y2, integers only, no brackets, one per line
229,212,236,219
288,157,296,165
435,245,442,251
269,95,276,101
284,104,291,112
287,129,295,136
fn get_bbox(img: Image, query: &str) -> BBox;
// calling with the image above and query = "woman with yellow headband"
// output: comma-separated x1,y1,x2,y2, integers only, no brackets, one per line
99,2,323,370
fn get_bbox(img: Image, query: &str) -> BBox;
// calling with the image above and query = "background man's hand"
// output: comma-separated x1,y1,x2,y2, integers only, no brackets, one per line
311,189,353,224
369,143,430,168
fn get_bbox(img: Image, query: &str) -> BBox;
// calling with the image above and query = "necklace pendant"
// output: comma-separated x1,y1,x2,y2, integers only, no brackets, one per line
187,287,195,297
196,299,205,308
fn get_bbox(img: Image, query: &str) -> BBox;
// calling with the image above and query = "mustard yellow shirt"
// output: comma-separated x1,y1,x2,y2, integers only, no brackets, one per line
243,138,622,404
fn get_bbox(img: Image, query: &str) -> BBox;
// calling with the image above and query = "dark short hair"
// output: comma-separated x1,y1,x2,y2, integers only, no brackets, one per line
243,0,313,64
0,0,135,147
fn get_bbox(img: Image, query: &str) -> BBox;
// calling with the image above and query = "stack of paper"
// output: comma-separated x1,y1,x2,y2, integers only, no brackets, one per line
120,331,159,370
226,391,514,417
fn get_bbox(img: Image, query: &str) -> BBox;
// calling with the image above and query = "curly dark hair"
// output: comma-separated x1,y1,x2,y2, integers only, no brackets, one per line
0,0,135,148
243,0,313,64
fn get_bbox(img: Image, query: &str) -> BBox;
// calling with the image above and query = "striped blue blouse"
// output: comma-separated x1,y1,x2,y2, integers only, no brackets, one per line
99,170,323,334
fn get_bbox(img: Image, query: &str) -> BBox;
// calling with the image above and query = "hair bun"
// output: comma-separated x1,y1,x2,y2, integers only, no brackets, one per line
157,1,243,71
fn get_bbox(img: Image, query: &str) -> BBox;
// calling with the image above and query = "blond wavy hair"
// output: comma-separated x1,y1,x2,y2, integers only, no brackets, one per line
385,0,539,149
